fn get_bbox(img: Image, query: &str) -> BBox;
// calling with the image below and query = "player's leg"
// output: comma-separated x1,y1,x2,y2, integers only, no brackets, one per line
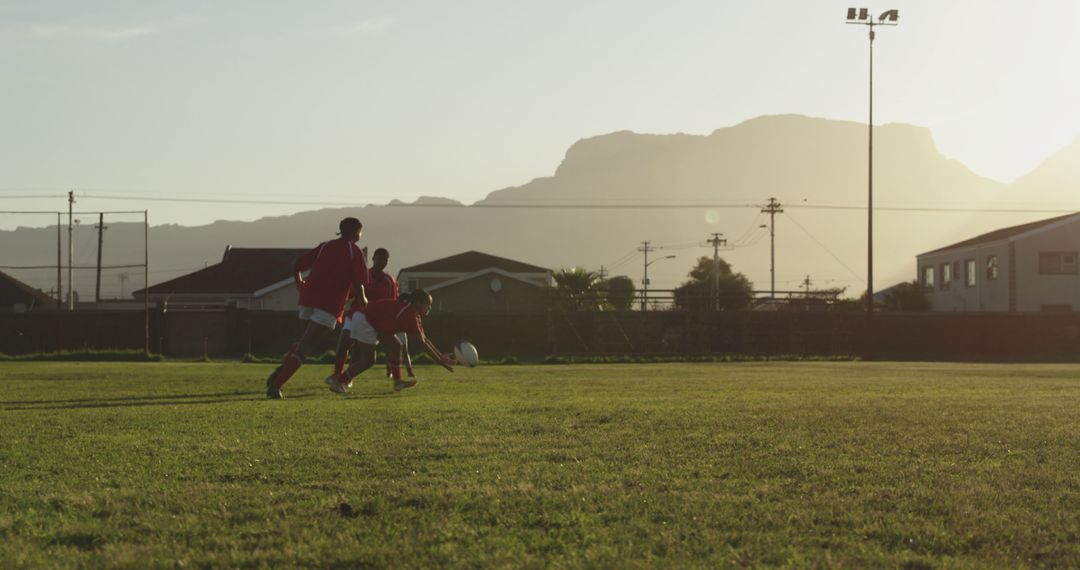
380,333,416,392
397,332,415,378
268,307,335,398
334,341,375,392
328,314,353,385
330,313,378,392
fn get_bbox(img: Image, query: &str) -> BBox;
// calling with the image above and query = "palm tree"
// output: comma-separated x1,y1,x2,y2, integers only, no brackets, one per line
552,267,600,311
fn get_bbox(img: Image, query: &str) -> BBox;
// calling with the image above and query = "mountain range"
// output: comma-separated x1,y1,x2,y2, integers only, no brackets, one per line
3,114,1077,300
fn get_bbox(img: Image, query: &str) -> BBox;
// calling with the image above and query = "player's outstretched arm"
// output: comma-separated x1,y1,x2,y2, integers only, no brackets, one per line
420,333,454,372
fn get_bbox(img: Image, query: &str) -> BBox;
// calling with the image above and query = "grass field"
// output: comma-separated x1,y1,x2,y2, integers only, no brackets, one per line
3,361,1080,568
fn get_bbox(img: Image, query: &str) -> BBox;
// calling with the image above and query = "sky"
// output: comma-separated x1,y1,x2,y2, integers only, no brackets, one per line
1,0,1079,230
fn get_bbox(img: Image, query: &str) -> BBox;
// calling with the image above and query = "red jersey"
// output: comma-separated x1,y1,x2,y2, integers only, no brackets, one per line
295,238,369,320
362,298,424,336
348,269,399,317
367,270,399,303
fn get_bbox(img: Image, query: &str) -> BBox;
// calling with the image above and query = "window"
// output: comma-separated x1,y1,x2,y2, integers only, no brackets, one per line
965,259,976,287
1039,252,1078,275
940,263,952,290
922,266,935,289
986,256,998,280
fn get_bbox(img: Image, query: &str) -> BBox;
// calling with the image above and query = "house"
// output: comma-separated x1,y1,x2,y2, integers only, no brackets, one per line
397,251,553,314
916,213,1080,312
134,247,309,309
0,271,56,313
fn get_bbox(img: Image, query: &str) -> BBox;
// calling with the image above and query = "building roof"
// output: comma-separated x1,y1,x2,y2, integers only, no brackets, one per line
0,270,56,308
920,213,1080,256
136,246,310,296
399,251,551,274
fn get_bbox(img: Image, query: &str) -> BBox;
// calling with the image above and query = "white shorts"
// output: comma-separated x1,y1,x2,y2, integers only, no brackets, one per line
345,314,410,347
298,305,337,329
346,313,378,344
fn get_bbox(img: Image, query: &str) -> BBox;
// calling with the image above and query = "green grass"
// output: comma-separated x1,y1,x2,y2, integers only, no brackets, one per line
2,362,1080,568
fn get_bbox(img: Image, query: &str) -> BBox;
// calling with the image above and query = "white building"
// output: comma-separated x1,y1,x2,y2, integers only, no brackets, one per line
916,213,1080,312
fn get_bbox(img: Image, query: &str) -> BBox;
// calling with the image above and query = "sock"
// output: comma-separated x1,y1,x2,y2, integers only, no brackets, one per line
387,357,402,381
273,343,304,389
334,349,348,376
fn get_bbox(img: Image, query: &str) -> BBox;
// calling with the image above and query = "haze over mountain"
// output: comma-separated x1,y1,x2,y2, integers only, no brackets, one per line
3,114,1076,301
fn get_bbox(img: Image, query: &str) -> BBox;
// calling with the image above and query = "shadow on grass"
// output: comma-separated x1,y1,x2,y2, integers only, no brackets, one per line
1,390,399,411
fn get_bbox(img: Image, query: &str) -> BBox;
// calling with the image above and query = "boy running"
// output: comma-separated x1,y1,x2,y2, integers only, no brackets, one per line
265,217,369,399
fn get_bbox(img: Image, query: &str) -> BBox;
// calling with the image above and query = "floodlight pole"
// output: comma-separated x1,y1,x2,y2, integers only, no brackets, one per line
846,8,898,316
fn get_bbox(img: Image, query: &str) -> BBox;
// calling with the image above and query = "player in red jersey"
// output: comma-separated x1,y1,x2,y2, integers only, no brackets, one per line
328,247,414,386
330,289,454,393
265,217,369,399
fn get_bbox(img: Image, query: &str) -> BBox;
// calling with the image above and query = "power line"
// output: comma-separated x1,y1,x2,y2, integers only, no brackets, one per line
784,211,866,284
12,192,1080,214
0,195,67,200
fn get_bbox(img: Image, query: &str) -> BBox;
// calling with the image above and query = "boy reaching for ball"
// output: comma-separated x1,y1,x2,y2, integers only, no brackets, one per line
327,289,455,393
329,247,414,387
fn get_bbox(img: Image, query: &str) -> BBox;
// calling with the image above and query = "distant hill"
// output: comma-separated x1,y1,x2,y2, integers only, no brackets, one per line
1010,134,1080,205
4,114,1075,300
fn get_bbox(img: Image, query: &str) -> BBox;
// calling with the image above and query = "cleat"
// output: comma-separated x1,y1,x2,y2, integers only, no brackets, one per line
393,378,417,393
266,367,284,400
325,373,349,394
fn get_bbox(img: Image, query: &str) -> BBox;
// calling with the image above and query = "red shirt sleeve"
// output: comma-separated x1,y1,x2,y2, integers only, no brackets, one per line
391,277,400,300
295,244,321,273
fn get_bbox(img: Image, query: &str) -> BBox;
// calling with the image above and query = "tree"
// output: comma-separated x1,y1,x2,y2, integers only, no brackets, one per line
881,281,930,312
598,275,636,311
552,267,600,311
673,256,753,311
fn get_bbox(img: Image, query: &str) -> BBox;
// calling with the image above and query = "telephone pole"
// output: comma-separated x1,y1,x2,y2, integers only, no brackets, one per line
639,241,654,311
67,190,75,311
95,213,108,303
761,197,783,299
707,233,727,311
803,275,813,311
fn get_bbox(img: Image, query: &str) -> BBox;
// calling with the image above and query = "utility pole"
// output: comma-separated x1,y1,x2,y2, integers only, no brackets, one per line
803,275,813,311
56,212,62,310
707,233,727,311
639,241,653,311
597,265,608,280
95,213,108,303
119,273,129,298
761,197,783,299
67,190,75,311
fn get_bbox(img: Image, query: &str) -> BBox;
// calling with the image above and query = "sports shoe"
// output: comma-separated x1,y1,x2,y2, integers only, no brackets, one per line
324,373,349,394
266,367,284,400
393,378,418,392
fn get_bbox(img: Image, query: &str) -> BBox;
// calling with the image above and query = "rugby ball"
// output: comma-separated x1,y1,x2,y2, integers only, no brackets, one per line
453,341,479,368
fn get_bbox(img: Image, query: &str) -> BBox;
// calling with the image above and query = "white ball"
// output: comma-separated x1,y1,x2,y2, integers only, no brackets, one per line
453,341,479,367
